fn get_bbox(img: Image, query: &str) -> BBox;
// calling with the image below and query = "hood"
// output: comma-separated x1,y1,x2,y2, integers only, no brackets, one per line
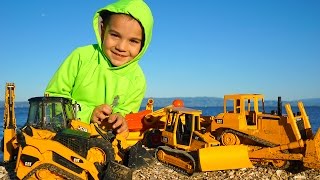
93,0,153,69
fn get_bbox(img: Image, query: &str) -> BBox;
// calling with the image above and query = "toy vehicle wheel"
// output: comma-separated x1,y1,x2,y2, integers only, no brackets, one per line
272,160,290,169
144,129,163,148
221,132,240,145
87,138,115,171
156,148,165,162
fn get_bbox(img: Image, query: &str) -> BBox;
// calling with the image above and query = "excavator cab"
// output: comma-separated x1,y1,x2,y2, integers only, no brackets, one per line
24,96,78,132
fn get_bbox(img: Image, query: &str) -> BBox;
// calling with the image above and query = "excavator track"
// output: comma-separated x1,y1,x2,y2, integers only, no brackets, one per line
22,163,83,180
155,146,196,176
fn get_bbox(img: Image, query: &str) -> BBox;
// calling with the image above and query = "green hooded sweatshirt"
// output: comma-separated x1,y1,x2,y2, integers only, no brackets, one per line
45,0,153,123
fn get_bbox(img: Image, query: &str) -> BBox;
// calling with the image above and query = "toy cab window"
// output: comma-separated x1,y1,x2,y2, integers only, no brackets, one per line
185,114,193,132
165,112,177,132
65,103,76,120
27,102,41,126
44,102,63,123
258,99,265,113
226,99,234,113
245,99,254,112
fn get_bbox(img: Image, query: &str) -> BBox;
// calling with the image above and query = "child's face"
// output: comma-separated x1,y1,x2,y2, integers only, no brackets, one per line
102,14,143,67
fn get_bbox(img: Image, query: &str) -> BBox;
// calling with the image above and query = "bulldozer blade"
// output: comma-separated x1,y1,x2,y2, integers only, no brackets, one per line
126,141,156,169
198,145,253,171
303,128,320,169
103,161,133,180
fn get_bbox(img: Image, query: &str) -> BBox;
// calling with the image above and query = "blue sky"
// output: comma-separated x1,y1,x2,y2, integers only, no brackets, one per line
1,0,319,102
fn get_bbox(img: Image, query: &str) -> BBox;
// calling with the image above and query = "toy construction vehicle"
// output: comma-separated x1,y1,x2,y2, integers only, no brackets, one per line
2,83,153,180
155,100,253,175
125,98,166,148
210,94,320,169
125,98,186,148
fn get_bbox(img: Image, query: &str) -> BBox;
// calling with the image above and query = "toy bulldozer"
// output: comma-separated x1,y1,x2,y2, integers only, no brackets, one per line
154,104,253,175
210,94,320,169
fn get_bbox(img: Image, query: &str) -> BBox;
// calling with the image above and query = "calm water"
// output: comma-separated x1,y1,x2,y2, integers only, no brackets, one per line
1,106,320,161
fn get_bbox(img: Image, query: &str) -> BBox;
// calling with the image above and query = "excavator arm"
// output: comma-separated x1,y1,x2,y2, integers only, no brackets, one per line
2,82,17,162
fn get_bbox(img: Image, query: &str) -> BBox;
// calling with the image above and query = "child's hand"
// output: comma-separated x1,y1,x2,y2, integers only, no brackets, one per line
91,105,128,135
91,104,113,124
108,113,128,135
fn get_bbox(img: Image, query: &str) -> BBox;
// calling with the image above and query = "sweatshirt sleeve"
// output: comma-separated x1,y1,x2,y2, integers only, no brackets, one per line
45,49,80,98
45,48,95,123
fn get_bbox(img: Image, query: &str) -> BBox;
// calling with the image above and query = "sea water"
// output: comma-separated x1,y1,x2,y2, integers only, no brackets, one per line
0,106,319,162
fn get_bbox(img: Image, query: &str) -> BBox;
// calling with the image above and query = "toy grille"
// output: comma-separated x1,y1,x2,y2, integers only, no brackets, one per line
53,132,89,157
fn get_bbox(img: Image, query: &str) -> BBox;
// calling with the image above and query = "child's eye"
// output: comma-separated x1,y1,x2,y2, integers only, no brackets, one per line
110,33,119,37
130,39,140,44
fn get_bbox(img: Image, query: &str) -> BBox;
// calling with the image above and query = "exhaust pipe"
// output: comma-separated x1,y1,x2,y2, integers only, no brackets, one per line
277,96,282,116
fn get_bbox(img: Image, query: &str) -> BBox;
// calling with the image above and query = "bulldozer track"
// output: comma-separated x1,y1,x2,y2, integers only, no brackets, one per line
22,163,82,180
165,163,190,176
221,129,277,147
155,146,196,176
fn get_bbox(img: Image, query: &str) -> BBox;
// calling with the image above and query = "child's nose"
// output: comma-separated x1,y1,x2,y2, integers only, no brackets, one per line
115,40,127,51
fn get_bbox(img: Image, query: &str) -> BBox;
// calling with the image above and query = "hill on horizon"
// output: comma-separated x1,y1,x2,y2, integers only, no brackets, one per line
1,97,320,108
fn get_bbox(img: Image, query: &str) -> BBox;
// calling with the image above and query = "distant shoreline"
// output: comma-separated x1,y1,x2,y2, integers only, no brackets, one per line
1,97,320,108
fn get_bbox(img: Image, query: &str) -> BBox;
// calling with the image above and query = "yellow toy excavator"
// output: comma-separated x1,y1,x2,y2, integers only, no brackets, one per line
1,83,154,180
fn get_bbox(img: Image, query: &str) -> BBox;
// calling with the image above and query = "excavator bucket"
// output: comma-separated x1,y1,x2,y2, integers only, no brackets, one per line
126,141,155,168
103,141,155,179
198,145,253,171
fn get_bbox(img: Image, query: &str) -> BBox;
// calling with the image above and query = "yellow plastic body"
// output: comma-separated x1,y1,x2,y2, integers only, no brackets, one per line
126,131,145,146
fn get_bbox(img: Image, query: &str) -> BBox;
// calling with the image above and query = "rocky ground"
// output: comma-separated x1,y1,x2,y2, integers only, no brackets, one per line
1,160,320,180
133,162,320,180
0,147,319,180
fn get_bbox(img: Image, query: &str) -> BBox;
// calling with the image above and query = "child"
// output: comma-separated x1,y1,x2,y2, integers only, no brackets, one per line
45,0,153,135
